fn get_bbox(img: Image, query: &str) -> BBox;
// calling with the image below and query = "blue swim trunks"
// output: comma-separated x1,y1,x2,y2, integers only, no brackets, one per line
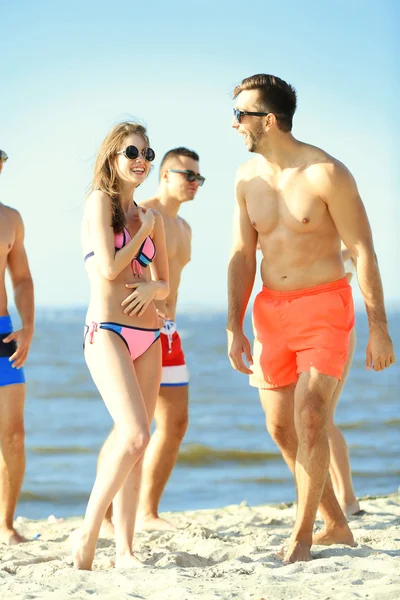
0,316,26,387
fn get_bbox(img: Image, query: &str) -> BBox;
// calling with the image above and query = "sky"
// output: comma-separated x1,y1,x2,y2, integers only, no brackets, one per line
1,0,399,311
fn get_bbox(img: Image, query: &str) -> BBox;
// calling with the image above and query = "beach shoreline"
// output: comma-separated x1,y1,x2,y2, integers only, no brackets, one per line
1,493,399,600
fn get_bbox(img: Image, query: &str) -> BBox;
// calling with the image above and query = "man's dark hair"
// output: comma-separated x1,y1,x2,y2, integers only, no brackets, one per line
233,74,297,132
160,147,200,174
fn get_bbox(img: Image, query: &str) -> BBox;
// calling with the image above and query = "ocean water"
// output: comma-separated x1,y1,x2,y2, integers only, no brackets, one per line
17,308,400,519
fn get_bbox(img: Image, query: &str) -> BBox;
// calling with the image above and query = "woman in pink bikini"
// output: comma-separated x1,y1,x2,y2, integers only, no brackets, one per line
74,122,169,570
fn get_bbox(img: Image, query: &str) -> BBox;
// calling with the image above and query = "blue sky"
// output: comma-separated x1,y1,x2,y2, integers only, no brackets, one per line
1,0,399,310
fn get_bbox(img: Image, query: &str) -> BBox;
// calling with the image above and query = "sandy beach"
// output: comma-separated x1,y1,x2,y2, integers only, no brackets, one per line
0,494,398,600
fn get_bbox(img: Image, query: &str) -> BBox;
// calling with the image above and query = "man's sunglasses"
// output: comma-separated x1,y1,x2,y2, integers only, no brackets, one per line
233,108,274,123
169,169,205,186
116,145,155,162
0,150,9,163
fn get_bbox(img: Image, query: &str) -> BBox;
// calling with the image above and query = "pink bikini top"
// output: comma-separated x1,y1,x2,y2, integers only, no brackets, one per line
84,226,156,277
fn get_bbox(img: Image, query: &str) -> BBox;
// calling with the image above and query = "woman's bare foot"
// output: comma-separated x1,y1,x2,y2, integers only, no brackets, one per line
70,528,97,570
100,518,115,538
0,527,27,545
284,540,312,564
277,540,312,564
135,515,177,532
113,553,147,569
313,524,355,547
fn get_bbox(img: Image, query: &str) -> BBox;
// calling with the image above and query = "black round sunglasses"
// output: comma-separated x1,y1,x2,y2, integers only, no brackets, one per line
117,145,155,162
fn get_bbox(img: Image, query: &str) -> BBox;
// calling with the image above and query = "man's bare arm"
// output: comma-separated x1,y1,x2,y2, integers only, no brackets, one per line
227,171,258,374
7,210,34,330
4,209,34,368
227,175,258,332
320,162,395,370
321,164,386,328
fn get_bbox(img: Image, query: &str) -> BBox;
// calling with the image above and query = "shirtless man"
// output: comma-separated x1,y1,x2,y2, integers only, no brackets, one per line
227,74,395,564
101,147,204,532
0,149,34,544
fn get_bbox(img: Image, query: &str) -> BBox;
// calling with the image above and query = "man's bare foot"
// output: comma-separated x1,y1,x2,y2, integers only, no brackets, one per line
0,527,27,545
136,515,178,532
113,553,147,569
100,518,115,538
70,528,96,570
313,524,355,547
277,540,312,564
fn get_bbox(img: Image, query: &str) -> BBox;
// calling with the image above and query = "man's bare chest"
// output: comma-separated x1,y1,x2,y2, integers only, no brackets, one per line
165,222,191,266
0,212,15,257
245,177,329,235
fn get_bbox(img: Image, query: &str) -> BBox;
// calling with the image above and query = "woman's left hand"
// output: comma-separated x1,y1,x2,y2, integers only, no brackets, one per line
122,281,158,317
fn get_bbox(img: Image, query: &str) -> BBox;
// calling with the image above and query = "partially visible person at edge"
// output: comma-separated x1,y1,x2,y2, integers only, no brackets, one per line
227,74,395,564
0,149,34,545
100,147,204,534
327,244,361,518
72,122,169,571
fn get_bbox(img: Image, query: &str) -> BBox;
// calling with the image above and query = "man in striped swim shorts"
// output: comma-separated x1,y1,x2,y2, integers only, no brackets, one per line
136,147,205,529
227,74,395,564
0,149,34,544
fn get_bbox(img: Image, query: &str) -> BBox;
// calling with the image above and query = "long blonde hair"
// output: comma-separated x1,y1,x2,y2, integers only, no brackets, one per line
91,122,150,233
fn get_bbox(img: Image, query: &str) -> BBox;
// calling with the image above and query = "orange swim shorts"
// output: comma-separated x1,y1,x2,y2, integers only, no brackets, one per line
250,277,355,389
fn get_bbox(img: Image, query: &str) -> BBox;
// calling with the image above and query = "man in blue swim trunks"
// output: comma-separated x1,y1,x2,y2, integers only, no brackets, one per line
0,149,34,544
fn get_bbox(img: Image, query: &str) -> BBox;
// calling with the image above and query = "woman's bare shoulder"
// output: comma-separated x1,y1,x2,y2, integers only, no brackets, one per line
85,190,113,218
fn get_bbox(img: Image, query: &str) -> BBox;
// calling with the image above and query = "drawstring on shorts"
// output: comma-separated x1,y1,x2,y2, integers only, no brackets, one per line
162,320,175,354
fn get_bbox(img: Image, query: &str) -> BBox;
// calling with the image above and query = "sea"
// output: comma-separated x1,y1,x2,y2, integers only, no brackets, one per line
15,308,400,519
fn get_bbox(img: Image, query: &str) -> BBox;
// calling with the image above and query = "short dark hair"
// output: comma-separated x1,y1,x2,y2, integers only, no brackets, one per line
233,74,297,132
160,147,200,174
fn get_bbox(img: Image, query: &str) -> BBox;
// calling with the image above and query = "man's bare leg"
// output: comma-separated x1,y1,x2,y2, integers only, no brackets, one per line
0,383,26,545
260,375,353,564
260,384,308,561
260,383,298,472
328,330,360,516
291,371,353,561
136,385,188,530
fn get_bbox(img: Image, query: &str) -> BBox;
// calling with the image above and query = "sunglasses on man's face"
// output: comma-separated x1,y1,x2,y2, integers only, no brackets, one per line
117,145,155,162
169,169,205,186
233,108,271,123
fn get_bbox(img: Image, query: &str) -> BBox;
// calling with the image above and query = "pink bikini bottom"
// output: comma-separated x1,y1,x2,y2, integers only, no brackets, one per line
84,321,160,361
